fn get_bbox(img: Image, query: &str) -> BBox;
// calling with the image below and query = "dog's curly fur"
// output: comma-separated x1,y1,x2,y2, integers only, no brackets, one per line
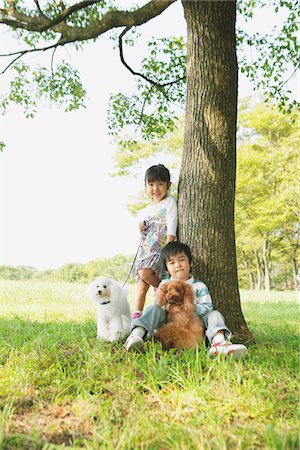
87,276,131,341
154,280,205,349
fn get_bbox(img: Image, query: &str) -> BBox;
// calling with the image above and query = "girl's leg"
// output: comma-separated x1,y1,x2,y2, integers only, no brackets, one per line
133,269,160,314
138,268,160,288
133,278,150,314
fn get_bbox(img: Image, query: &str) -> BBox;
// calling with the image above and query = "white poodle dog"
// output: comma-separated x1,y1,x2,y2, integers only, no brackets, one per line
87,276,131,341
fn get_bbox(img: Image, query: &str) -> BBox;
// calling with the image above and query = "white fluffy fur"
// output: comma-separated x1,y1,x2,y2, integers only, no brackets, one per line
87,276,131,341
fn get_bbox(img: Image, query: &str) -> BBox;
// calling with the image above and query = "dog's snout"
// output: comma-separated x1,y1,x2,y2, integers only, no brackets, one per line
166,290,180,303
97,290,102,295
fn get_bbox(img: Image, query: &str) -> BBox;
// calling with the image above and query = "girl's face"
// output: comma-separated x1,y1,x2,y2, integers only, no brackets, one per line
165,252,191,281
145,179,170,204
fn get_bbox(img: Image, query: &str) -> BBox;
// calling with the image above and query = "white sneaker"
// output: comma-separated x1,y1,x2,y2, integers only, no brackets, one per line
208,341,248,360
125,335,144,352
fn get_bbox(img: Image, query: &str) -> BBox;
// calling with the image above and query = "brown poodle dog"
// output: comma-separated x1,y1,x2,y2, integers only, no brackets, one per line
154,280,205,350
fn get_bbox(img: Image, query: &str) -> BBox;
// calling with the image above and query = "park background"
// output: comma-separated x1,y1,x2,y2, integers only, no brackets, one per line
1,1,298,293
0,1,299,448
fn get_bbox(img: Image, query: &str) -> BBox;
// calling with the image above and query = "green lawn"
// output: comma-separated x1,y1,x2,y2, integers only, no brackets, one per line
0,281,299,449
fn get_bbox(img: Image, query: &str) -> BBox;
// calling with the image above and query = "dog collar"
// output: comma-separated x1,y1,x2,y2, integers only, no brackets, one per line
99,300,111,305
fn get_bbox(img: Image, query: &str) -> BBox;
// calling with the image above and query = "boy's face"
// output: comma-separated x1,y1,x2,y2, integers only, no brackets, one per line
165,251,191,281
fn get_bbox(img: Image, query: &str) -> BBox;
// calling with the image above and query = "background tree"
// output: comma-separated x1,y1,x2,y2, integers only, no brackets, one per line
236,102,300,291
1,0,299,340
83,254,134,283
0,254,134,283
112,101,300,292
0,265,37,280
54,262,87,282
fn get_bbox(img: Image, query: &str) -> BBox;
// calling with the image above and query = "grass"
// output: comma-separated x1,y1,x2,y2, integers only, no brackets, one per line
0,280,299,449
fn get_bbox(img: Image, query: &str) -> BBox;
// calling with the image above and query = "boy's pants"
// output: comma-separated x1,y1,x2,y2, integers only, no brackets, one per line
131,304,232,343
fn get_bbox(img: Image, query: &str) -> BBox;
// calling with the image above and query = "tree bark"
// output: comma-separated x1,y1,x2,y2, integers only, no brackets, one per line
262,237,270,291
179,0,252,342
254,250,262,291
244,257,255,291
291,249,298,291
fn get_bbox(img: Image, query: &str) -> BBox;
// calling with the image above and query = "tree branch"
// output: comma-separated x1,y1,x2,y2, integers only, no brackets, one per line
0,0,177,76
0,52,23,75
139,86,154,124
278,63,300,89
118,26,185,97
0,43,64,75
33,0,47,18
51,47,58,77
38,0,102,32
0,0,176,40
118,27,164,89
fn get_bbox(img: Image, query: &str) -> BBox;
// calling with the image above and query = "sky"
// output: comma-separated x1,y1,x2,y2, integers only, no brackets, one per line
0,1,298,271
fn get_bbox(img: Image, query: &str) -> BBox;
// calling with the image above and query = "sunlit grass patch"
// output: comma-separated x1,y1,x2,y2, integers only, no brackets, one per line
0,281,299,449
240,289,298,303
1,280,91,323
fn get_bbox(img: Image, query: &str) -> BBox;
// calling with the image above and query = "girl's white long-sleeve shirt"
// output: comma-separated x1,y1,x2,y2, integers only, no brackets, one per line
136,196,178,262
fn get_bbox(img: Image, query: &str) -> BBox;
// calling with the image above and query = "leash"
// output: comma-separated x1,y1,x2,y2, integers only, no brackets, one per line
122,217,155,288
122,235,145,288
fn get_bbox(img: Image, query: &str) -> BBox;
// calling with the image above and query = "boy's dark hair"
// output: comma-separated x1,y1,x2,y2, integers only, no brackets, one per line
161,241,193,266
144,164,170,184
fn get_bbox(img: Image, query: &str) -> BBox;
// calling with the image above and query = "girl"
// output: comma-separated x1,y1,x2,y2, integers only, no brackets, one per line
132,164,178,318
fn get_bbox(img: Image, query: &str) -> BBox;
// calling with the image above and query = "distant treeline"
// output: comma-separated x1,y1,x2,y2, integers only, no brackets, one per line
0,254,134,284
0,253,297,291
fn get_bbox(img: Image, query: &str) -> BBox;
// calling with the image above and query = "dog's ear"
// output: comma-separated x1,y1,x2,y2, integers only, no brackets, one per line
183,282,196,310
156,283,169,307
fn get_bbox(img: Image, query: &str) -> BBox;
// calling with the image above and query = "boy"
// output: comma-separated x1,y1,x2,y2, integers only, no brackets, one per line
125,241,248,359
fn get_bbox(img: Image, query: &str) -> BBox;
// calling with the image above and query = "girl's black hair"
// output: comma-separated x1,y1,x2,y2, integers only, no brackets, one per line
144,164,171,184
161,241,193,266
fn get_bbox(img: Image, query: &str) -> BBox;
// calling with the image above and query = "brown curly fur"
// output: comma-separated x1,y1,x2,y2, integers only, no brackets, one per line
154,280,205,350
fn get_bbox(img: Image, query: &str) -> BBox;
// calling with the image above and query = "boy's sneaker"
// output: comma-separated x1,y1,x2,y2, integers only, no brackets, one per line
208,341,248,360
125,335,144,352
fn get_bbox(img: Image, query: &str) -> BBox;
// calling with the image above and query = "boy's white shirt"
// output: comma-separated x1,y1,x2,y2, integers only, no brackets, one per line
159,276,213,318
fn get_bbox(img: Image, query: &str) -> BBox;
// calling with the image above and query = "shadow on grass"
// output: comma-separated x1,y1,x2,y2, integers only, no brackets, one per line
1,300,299,377
0,316,130,409
0,311,299,450
1,431,90,450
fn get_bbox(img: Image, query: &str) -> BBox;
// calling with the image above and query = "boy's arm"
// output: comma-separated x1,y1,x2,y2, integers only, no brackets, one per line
194,283,213,317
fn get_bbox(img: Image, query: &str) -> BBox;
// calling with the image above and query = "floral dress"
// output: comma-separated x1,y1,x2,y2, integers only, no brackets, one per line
133,196,177,280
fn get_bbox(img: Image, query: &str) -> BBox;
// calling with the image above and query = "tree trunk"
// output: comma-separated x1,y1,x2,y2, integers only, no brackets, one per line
244,258,255,291
240,252,255,290
254,249,262,290
262,237,270,291
179,0,252,342
291,251,298,291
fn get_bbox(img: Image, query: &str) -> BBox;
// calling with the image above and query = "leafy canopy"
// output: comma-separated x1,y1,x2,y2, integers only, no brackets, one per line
0,0,299,147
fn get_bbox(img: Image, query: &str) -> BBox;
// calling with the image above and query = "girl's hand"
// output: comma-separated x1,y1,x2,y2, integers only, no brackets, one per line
166,234,176,244
139,221,145,233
